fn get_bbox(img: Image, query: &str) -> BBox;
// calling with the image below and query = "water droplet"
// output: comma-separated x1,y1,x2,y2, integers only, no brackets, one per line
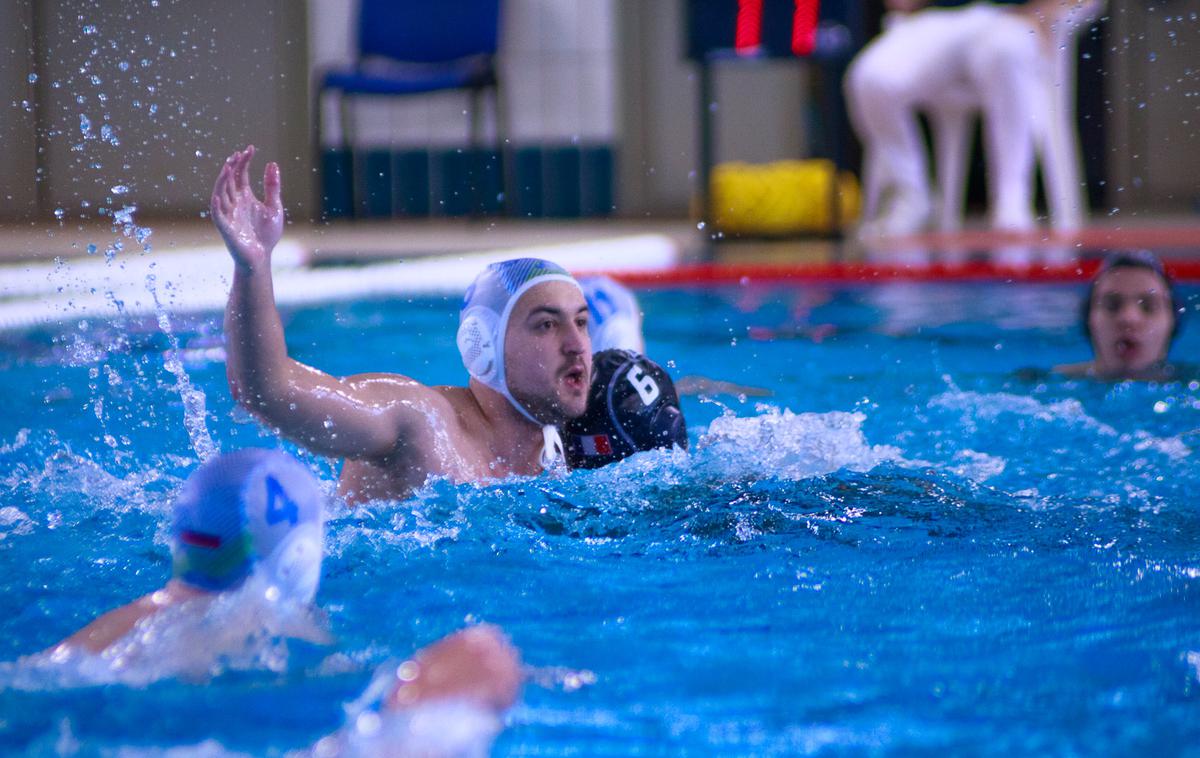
86,243,97,255
110,184,129,195
27,73,37,84
118,60,130,71
1153,401,1168,414
697,221,707,230
79,114,91,135
53,207,64,219
82,24,97,35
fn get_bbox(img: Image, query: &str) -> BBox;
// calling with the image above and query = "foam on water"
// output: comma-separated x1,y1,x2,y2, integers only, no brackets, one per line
696,406,903,479
0,568,330,690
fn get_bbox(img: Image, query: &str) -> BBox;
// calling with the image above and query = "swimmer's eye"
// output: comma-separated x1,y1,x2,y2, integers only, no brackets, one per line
1098,294,1124,315
1138,297,1163,315
535,319,555,332
1098,293,1167,317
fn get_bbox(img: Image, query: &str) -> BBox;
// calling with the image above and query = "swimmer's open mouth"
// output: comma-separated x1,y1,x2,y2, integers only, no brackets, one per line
1114,337,1139,358
562,366,587,391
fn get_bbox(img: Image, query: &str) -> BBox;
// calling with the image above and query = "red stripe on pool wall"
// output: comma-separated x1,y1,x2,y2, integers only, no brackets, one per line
588,260,1200,287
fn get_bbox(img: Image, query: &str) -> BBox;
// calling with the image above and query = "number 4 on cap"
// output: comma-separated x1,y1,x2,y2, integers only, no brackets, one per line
265,475,299,525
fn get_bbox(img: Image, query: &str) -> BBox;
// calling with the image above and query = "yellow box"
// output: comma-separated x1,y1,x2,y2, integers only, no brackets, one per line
710,159,860,235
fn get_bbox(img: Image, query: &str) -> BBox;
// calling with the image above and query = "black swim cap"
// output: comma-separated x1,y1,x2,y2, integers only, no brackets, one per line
563,349,688,469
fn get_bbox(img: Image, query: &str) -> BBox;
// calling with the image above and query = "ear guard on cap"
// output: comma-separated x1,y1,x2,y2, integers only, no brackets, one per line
563,349,688,469
259,522,323,605
457,306,501,384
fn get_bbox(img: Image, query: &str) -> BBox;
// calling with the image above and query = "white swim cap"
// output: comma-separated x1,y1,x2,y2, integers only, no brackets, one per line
457,259,581,469
457,258,583,420
171,449,325,601
579,276,645,354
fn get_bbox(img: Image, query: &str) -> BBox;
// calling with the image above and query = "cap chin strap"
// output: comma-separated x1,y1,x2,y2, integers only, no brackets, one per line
541,425,565,471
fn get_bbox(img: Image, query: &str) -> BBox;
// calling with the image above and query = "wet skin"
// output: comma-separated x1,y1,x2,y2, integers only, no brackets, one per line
211,146,589,503
504,281,592,423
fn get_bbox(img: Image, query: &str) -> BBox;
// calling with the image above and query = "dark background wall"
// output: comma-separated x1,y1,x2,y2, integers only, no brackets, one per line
0,0,1195,221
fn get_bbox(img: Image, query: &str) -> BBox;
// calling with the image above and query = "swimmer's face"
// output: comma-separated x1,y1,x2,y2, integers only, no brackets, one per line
1087,267,1174,378
505,281,591,422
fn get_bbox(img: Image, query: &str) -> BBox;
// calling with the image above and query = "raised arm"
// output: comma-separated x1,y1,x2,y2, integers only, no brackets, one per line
210,147,439,460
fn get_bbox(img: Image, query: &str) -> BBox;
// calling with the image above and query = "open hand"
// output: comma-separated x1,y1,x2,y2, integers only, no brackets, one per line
210,146,284,270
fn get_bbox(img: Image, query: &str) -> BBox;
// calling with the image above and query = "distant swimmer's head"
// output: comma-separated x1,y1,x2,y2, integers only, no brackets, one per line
579,276,646,355
563,349,688,469
171,449,325,603
1083,250,1182,377
458,258,591,426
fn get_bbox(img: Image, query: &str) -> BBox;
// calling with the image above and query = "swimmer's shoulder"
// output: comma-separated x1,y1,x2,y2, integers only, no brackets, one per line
56,580,207,654
1051,361,1093,379
675,375,772,398
341,372,461,413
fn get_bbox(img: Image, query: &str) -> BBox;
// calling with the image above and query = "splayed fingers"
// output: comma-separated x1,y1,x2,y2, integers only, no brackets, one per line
210,145,284,268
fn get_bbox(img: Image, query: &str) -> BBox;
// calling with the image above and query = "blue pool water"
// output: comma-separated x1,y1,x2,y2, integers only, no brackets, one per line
1,282,1198,755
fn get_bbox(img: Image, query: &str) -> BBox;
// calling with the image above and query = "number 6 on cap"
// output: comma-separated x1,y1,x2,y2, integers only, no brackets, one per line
626,365,661,406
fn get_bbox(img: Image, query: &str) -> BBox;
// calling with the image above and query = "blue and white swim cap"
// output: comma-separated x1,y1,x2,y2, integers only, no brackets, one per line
171,449,325,601
579,276,645,354
457,260,584,469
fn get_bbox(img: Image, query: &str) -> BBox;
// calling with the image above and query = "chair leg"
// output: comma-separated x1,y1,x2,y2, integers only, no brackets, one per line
494,80,513,216
930,105,972,233
312,82,324,221
339,94,357,219
469,86,485,216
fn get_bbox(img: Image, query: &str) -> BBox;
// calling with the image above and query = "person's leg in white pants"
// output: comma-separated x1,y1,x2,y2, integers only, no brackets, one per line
963,13,1044,232
845,7,1005,238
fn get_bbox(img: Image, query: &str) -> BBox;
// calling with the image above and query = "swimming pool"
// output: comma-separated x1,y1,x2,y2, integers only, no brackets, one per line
1,280,1198,754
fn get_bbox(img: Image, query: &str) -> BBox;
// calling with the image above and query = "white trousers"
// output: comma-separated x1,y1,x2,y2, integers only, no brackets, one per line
845,3,1044,232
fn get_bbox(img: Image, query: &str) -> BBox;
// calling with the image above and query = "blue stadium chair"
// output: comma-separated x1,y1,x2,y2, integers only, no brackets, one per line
313,0,505,217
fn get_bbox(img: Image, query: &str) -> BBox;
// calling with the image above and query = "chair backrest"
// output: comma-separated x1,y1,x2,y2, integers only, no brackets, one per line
357,0,501,64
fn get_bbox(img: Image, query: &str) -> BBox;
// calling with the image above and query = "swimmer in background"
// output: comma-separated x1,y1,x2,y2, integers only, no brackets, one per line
211,147,591,503
563,348,689,469
579,275,770,400
1055,251,1187,382
55,448,325,655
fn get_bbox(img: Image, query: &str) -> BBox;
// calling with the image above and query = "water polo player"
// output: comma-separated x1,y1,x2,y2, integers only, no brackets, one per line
55,449,325,654
563,349,689,469
1056,250,1185,381
580,275,769,400
212,147,591,503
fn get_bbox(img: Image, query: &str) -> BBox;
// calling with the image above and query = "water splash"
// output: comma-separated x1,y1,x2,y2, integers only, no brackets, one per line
0,570,329,690
146,276,216,463
696,406,903,480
